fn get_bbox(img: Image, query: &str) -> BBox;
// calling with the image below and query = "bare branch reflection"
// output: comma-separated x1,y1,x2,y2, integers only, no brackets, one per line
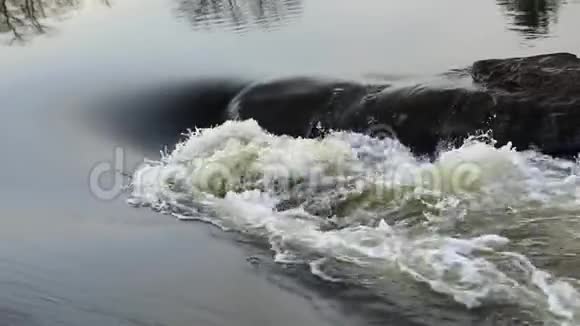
175,0,302,32
497,0,565,39
0,0,111,44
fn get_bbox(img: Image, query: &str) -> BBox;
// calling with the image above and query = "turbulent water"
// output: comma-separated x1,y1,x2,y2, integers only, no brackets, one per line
129,119,580,325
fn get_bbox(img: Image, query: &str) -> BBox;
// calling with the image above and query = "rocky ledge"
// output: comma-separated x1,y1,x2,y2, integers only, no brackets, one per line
233,52,580,156
103,53,580,157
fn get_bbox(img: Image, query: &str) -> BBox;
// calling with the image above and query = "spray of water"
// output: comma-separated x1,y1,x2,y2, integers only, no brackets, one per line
129,119,580,325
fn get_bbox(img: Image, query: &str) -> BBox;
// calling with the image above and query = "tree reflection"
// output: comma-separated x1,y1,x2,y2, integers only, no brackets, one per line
497,0,564,39
176,0,302,32
0,0,110,44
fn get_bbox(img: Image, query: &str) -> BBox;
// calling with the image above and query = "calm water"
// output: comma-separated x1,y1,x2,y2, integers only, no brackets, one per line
1,1,580,325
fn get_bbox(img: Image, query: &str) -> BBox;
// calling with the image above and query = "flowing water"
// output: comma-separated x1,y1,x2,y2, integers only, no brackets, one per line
1,0,580,325
129,120,580,325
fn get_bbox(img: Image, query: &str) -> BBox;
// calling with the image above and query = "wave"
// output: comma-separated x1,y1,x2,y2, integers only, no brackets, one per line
129,119,580,325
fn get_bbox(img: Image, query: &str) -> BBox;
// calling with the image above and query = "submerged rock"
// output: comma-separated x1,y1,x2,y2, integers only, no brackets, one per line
104,53,580,157
232,53,580,156
228,77,374,138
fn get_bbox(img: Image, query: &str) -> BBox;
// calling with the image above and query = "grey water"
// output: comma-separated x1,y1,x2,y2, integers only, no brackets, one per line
1,0,580,325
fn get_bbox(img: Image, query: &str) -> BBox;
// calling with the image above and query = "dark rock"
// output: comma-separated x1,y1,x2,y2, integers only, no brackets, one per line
229,77,376,138
472,52,580,96
472,52,580,155
232,53,580,157
98,53,579,157
232,78,498,155
337,85,496,155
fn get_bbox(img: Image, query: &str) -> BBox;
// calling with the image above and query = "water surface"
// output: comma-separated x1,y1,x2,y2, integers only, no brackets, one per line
1,0,580,325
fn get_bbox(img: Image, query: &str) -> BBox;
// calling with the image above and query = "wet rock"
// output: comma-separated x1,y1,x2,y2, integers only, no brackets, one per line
230,77,375,138
473,52,580,156
232,53,580,156
105,53,579,156
339,84,496,155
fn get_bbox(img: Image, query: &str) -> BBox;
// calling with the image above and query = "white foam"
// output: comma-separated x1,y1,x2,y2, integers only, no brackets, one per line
129,120,580,325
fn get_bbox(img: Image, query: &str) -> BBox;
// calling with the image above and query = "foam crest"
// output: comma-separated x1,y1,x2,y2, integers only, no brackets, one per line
129,120,580,325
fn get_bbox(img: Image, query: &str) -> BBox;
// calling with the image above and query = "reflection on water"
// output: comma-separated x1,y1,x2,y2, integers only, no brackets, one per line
0,0,110,44
175,0,302,32
497,0,564,39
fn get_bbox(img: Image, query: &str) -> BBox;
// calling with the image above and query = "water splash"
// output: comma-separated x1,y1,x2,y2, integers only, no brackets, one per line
129,119,580,325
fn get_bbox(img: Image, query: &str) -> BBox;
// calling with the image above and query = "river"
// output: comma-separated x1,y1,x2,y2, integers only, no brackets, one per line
1,0,580,325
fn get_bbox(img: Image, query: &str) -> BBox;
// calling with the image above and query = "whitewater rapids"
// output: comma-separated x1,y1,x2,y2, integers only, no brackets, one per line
129,119,580,325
